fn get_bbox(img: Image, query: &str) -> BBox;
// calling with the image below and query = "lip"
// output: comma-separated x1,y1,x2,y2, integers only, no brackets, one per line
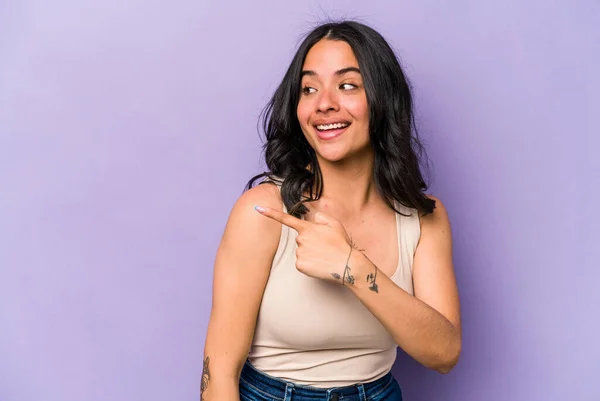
315,125,349,141
312,119,351,141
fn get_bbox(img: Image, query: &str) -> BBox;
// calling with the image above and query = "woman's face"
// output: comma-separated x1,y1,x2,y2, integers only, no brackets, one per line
297,39,370,163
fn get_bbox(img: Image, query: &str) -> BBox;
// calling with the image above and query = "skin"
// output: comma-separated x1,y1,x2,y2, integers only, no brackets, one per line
201,39,461,401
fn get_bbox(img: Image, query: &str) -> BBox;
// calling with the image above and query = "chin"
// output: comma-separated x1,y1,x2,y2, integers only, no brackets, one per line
314,142,371,164
315,149,350,163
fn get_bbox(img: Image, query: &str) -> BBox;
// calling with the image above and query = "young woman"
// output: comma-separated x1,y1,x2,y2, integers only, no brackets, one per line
201,20,461,401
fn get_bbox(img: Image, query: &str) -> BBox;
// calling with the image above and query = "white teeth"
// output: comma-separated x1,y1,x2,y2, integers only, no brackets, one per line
316,122,349,131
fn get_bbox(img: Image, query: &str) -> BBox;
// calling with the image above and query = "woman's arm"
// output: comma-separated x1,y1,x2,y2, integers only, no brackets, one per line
201,184,283,401
347,196,461,373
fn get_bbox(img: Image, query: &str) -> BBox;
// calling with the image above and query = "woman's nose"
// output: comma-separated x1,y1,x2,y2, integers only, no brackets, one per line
316,88,339,113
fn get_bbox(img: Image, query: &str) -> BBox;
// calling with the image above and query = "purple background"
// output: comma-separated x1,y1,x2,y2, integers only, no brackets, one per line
1,1,598,400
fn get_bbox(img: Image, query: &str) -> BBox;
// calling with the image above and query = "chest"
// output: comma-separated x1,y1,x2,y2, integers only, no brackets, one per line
253,206,415,352
256,227,398,350
343,214,399,278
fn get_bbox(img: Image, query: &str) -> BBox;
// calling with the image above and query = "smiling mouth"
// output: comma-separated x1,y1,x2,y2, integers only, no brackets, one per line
313,122,351,140
315,122,350,131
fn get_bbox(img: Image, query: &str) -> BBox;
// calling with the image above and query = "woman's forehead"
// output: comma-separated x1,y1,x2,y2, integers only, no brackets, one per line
302,40,359,75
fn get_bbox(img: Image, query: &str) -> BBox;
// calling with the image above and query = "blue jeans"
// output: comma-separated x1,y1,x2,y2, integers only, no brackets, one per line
239,360,403,401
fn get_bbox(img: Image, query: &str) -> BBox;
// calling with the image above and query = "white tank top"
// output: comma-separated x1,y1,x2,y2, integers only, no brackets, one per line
248,186,421,387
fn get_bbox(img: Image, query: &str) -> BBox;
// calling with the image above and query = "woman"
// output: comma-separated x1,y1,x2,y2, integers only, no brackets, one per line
201,20,461,401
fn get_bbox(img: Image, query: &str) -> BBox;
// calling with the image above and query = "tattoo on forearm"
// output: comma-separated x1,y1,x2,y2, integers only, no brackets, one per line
331,265,355,285
343,263,355,285
332,235,363,285
331,235,363,285
201,356,210,401
343,239,356,286
366,268,379,293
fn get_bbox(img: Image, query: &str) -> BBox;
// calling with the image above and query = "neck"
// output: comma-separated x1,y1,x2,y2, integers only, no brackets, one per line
312,150,378,214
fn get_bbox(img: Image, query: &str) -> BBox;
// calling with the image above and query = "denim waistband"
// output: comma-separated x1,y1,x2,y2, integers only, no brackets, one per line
240,360,395,400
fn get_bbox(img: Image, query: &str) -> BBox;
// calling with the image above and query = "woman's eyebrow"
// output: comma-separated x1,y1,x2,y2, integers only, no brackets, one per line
335,67,361,76
301,67,361,78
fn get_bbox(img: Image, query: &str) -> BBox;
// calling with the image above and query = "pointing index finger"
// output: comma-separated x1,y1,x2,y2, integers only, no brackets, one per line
255,206,306,231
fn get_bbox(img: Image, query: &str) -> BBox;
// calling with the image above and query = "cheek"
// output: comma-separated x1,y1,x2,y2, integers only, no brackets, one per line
296,100,311,126
296,101,315,145
345,96,369,121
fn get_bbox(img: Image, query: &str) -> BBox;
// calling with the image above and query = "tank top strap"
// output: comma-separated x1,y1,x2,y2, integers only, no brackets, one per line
393,200,421,290
394,201,421,261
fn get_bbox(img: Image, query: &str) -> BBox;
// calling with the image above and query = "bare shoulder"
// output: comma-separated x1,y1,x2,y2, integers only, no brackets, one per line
228,182,283,225
219,182,284,255
419,194,451,232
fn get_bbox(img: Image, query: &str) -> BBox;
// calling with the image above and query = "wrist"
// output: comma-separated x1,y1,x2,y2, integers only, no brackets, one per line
346,249,374,291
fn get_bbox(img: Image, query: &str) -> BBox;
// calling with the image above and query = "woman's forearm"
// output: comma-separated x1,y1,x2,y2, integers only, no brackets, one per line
201,374,239,401
200,352,241,401
201,317,250,401
347,251,461,373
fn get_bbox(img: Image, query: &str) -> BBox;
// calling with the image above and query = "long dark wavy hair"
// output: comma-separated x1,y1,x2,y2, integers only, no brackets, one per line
245,20,436,217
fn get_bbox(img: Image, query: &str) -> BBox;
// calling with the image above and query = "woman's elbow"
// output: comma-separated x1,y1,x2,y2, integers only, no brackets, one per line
432,339,461,374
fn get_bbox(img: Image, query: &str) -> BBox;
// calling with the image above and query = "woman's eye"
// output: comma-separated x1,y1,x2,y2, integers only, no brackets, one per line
302,86,316,95
341,83,357,90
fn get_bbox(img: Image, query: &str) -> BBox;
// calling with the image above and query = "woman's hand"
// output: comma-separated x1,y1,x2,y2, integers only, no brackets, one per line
254,205,353,284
